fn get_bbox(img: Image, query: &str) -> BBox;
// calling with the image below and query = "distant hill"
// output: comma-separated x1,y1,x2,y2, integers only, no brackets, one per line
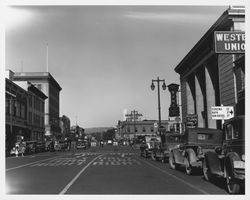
84,127,115,134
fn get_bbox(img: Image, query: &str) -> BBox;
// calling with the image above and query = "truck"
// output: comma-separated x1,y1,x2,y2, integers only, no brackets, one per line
169,128,223,175
151,133,185,163
202,115,245,194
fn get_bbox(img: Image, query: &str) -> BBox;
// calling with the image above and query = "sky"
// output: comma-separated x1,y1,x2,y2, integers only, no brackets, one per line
4,3,230,128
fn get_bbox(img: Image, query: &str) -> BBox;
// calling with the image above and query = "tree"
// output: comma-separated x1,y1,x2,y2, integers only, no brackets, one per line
103,128,115,141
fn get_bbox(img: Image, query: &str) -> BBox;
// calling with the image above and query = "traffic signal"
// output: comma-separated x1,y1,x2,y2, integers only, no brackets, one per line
169,106,180,117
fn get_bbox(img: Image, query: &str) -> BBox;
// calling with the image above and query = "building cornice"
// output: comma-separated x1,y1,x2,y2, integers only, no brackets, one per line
13,72,62,91
174,7,245,74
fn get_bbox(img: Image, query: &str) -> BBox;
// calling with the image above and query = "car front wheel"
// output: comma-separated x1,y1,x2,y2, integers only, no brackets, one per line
226,167,240,194
169,153,176,170
203,158,213,181
151,152,156,161
184,157,193,175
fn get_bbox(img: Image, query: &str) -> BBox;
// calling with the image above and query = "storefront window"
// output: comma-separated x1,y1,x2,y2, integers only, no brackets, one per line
127,127,130,133
21,104,25,119
234,22,245,31
16,101,20,117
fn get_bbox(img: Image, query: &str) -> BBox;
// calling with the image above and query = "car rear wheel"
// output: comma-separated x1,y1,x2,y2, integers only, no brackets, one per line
151,152,156,161
169,153,176,170
184,157,193,175
226,167,240,194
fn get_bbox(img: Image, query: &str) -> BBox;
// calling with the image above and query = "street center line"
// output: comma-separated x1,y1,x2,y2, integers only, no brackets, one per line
59,154,104,195
138,158,209,194
6,156,61,172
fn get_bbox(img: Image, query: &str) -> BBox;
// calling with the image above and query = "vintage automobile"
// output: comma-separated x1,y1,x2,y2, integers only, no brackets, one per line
36,141,46,153
140,135,161,158
169,128,223,175
24,141,38,154
76,140,87,150
151,133,185,163
202,116,245,194
54,140,67,151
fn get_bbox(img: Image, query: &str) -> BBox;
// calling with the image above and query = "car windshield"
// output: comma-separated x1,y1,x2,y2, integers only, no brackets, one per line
166,136,183,143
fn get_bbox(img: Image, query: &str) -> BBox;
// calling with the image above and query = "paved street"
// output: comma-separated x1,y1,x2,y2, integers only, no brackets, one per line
6,145,228,195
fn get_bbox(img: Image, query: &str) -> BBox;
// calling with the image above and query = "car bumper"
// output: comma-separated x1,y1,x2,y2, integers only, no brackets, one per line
234,169,245,181
190,160,202,167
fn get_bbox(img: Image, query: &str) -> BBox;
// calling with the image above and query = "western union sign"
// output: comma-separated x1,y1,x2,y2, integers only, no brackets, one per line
214,31,245,53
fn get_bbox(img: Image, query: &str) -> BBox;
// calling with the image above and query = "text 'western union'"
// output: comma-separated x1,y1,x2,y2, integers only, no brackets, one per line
215,31,245,53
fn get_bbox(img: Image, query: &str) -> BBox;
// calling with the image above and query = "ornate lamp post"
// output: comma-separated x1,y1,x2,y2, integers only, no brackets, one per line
150,77,167,136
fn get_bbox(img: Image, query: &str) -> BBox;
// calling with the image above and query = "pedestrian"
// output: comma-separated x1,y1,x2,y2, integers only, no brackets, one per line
71,140,76,154
15,143,19,157
50,140,55,152
130,140,134,150
20,142,25,157
67,140,71,151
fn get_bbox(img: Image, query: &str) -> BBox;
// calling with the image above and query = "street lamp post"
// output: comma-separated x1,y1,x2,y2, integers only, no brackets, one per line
150,77,167,136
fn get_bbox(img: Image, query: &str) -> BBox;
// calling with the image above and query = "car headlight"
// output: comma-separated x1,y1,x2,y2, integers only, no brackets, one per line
242,154,245,161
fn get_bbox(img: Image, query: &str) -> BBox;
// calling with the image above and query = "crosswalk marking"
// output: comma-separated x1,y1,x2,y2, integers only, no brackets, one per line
92,156,141,166
28,152,138,167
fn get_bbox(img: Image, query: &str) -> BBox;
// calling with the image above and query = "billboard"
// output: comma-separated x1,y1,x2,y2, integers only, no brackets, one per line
214,31,245,53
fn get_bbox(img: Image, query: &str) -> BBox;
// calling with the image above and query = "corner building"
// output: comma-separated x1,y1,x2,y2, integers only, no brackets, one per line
5,70,47,155
13,72,62,139
174,6,245,129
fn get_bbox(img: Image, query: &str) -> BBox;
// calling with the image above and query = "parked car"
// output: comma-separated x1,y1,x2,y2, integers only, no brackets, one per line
36,141,46,153
140,135,161,158
24,141,38,154
169,128,223,175
202,116,245,194
113,141,118,146
54,140,67,151
76,140,87,150
151,133,185,163
46,140,55,152
107,140,113,145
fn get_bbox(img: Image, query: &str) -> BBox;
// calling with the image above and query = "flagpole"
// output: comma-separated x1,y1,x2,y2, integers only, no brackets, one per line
46,43,49,72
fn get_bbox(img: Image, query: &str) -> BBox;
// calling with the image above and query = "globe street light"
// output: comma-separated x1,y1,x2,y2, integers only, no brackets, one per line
151,77,166,136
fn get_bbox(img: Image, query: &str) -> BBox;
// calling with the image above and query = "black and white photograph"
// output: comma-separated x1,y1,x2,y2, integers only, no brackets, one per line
1,0,247,198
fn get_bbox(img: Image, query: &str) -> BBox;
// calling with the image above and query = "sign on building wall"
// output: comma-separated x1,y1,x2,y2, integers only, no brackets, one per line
214,31,245,53
211,106,234,120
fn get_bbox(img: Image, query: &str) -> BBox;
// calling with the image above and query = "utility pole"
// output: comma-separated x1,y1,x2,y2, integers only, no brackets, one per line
125,110,143,138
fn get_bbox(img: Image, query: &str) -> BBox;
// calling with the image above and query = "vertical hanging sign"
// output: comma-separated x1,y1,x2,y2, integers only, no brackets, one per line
168,83,180,117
